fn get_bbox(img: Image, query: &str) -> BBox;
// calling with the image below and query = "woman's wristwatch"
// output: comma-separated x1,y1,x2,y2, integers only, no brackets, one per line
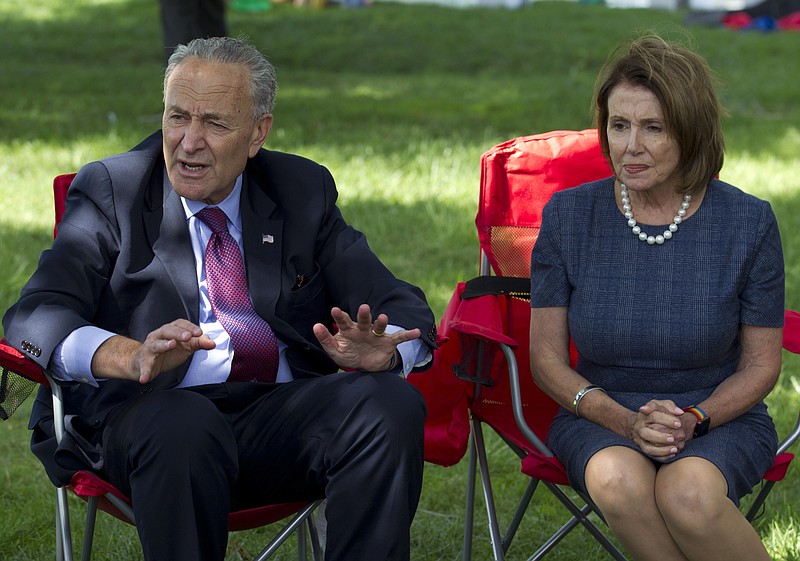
682,405,711,438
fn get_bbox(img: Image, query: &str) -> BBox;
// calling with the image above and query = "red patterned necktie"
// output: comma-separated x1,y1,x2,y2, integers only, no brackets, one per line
196,206,279,382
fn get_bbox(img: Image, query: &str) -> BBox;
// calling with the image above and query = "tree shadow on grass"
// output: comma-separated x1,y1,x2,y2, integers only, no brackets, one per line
770,191,800,311
339,196,479,317
3,0,800,163
0,227,53,330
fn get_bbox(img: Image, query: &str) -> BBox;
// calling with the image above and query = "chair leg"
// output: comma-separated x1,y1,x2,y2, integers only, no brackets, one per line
80,496,99,561
306,511,323,561
297,526,307,561
526,504,585,561
103,493,136,523
501,477,538,552
539,483,628,561
55,494,65,561
472,419,506,561
463,435,477,561
252,500,322,561
296,515,326,561
56,486,75,561
745,481,775,522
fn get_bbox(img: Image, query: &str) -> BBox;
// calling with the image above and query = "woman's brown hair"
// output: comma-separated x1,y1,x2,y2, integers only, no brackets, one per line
594,34,725,195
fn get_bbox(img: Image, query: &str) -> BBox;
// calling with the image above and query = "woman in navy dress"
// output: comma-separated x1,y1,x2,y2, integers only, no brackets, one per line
530,35,784,561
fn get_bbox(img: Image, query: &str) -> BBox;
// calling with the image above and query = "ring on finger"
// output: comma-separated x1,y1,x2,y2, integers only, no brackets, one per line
371,328,385,337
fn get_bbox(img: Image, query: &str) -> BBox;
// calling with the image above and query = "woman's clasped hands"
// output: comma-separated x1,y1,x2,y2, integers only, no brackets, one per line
628,399,695,461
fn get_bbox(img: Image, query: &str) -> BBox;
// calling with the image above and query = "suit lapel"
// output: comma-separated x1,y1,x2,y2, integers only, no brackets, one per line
240,173,283,322
149,170,200,324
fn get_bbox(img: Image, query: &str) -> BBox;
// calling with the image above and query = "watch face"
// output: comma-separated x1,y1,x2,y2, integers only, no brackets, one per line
694,416,711,438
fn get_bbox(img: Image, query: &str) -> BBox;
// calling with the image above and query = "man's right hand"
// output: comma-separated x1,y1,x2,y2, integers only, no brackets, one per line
92,319,215,384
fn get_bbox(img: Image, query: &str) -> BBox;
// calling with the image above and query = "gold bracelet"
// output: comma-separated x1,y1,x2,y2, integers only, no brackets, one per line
572,384,606,418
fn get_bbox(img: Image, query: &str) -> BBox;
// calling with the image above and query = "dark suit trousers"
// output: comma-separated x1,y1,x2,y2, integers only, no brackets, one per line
101,371,427,561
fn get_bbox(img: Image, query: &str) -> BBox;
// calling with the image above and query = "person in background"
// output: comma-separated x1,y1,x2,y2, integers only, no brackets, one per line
159,0,227,65
529,34,783,561
3,36,437,561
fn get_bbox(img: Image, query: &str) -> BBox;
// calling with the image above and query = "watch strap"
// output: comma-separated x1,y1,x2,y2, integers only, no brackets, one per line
683,405,710,438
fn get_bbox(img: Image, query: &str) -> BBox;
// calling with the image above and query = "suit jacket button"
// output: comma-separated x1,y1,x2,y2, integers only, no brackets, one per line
427,326,437,342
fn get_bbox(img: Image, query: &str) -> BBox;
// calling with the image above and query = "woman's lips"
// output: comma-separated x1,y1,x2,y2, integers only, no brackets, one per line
623,164,649,174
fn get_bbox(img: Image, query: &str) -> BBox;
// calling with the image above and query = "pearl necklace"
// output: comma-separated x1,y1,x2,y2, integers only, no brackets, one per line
620,183,691,245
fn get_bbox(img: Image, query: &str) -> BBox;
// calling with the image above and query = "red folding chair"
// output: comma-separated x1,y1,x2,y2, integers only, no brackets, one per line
0,173,325,561
449,129,800,560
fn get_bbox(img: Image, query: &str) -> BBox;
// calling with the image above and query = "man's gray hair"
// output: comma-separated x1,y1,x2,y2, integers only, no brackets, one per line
164,36,277,119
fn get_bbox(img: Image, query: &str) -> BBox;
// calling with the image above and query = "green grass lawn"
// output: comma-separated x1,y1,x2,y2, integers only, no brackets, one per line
1,0,799,559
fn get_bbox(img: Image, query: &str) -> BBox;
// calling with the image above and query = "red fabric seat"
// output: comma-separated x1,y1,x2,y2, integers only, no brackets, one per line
68,469,311,532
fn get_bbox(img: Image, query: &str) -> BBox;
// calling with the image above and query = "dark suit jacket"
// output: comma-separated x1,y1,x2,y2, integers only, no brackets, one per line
3,131,437,484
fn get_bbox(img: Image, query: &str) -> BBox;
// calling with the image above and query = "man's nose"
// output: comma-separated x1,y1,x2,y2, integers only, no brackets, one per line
182,119,206,153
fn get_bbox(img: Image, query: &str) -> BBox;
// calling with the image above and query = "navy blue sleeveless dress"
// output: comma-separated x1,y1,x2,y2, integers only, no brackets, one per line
530,177,784,504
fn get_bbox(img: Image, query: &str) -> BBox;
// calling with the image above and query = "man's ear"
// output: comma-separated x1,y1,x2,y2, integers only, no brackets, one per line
249,114,273,157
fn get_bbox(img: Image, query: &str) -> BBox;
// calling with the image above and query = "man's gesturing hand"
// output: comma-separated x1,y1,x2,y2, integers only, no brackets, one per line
313,304,420,372
92,319,215,384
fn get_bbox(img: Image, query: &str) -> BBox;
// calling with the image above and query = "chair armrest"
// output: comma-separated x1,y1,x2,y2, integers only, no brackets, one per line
0,338,48,419
447,276,529,383
0,338,49,386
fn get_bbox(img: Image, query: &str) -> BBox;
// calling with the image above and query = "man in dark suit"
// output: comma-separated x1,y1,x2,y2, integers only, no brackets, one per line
3,37,437,561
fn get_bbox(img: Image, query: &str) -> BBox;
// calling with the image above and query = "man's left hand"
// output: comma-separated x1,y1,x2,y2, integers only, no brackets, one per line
313,304,421,372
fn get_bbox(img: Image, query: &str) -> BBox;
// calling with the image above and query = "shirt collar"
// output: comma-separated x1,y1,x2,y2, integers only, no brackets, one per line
181,174,244,232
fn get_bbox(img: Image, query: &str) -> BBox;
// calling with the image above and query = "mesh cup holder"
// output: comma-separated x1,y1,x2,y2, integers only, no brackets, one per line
0,367,36,420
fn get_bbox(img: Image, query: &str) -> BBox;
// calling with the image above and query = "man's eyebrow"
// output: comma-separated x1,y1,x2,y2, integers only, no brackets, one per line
164,106,226,121
164,104,188,115
202,112,226,121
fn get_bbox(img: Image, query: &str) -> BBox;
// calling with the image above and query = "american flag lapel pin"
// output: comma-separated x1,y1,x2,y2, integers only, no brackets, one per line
262,233,274,244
